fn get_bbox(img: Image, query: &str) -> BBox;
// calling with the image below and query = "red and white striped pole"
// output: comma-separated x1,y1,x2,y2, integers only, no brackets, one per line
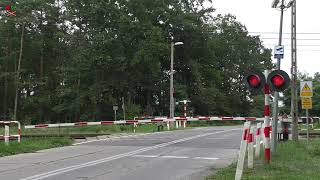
235,121,251,180
255,122,262,158
264,70,271,163
183,101,187,128
248,126,254,168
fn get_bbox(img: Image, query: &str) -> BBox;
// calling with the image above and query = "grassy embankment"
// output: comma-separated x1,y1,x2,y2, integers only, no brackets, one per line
206,139,320,180
0,138,72,157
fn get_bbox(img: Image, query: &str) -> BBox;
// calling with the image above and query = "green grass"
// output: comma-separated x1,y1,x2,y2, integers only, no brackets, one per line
0,138,72,157
206,140,320,180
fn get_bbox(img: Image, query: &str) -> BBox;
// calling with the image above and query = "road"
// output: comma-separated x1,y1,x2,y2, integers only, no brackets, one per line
0,126,242,180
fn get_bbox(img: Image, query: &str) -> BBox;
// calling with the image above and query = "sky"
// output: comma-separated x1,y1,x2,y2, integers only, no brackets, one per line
208,0,320,77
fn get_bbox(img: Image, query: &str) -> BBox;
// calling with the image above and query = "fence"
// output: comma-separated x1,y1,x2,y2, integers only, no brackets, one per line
0,121,21,145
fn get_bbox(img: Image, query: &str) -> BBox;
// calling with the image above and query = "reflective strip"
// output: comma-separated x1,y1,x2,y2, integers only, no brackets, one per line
35,124,48,128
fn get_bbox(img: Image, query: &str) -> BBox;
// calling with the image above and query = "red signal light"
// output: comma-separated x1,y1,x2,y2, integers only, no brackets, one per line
271,75,285,88
267,70,290,92
243,70,266,93
248,75,261,87
5,5,10,11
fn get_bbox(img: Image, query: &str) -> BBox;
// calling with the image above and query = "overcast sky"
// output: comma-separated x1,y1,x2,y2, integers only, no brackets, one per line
208,0,320,77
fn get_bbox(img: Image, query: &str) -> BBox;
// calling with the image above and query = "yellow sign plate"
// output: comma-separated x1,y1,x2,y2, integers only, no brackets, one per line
300,81,313,97
302,97,312,109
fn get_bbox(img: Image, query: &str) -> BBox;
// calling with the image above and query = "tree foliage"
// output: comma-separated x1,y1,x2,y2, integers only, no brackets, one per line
0,0,273,124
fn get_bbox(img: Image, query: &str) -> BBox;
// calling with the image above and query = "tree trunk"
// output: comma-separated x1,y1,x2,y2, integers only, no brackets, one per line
14,24,25,121
3,33,10,118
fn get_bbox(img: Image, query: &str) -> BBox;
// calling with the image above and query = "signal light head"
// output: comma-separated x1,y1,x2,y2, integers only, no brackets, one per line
243,70,266,93
271,75,285,88
267,70,290,92
247,75,261,87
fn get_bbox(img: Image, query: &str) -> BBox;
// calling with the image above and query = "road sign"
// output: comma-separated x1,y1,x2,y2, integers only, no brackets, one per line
274,45,284,59
300,81,313,97
113,106,118,111
301,97,312,109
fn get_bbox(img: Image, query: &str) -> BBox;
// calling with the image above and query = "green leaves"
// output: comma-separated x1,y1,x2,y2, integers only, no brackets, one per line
0,0,272,123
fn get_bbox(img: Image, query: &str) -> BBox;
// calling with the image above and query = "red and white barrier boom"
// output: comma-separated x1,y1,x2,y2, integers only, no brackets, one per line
24,116,265,129
0,121,21,145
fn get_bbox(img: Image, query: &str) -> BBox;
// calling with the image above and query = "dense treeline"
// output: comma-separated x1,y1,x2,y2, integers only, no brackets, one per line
0,0,273,124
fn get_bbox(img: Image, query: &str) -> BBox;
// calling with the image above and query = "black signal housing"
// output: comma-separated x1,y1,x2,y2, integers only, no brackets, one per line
267,70,290,92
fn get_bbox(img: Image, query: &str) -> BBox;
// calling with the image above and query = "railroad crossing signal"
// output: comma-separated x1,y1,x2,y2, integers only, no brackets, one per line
267,70,290,92
244,69,290,93
243,70,266,93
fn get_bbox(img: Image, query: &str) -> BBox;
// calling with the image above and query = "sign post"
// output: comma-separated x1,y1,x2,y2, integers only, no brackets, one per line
300,81,313,144
113,106,118,121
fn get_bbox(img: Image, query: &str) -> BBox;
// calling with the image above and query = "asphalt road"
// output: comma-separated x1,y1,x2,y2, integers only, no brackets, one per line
0,126,242,180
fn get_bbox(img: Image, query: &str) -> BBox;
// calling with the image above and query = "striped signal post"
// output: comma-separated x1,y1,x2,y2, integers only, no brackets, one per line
264,70,271,163
179,100,191,128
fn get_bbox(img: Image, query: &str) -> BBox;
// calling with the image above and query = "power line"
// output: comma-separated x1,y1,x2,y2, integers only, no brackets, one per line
261,37,320,40
249,32,320,35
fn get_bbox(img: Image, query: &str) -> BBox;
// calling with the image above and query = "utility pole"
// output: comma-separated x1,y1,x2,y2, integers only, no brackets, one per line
271,0,285,153
170,42,174,120
169,41,183,127
291,0,299,141
122,97,125,120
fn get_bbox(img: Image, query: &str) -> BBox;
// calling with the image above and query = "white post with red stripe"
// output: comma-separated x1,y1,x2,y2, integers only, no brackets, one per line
133,122,137,133
264,70,271,163
4,125,9,145
248,126,254,168
255,122,262,158
183,101,187,128
235,121,251,180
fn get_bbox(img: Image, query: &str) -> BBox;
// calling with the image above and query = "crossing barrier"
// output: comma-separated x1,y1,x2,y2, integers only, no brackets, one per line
24,116,265,129
0,121,21,145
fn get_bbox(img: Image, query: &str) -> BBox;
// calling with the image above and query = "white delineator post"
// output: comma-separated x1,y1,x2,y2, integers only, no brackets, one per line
248,126,254,168
17,121,21,143
255,122,262,158
4,124,9,145
264,70,271,163
133,122,137,133
235,121,251,180
183,101,187,128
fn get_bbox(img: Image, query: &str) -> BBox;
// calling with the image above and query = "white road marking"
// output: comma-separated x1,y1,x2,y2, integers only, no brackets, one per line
132,155,219,160
161,155,188,159
21,128,240,180
132,155,159,158
193,157,219,160
73,134,148,145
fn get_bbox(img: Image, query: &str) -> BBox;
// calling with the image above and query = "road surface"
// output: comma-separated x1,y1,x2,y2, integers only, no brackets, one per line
0,126,242,180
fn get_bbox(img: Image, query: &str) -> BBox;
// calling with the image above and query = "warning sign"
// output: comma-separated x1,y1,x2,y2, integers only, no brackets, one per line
300,81,313,97
302,97,312,109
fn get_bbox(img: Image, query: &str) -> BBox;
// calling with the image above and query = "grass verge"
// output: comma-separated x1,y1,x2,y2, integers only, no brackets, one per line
206,139,320,180
0,138,72,157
